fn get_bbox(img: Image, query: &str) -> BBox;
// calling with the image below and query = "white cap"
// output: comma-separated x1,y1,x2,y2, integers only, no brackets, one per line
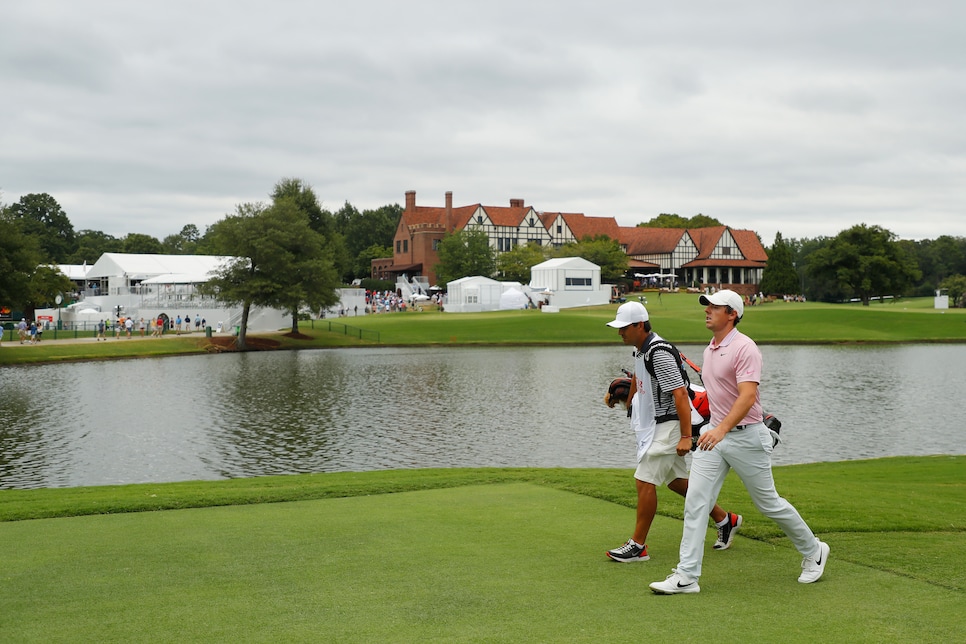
606,301,649,328
699,289,744,319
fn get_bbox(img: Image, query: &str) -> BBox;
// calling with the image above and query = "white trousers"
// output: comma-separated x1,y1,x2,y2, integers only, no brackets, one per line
677,422,821,580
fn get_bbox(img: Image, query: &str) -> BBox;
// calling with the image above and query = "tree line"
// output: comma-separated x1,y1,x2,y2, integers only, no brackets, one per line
760,225,966,306
4,185,965,324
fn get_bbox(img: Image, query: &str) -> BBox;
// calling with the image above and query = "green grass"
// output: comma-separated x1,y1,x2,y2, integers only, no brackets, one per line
1,457,963,642
3,294,964,366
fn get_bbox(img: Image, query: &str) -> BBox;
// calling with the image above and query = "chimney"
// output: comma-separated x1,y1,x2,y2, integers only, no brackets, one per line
510,198,524,208
405,190,416,212
445,191,453,232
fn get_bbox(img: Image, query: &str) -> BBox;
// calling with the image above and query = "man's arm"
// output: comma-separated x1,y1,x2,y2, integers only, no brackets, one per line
672,386,693,455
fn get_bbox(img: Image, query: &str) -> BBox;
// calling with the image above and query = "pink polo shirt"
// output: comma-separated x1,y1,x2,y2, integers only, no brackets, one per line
702,328,763,427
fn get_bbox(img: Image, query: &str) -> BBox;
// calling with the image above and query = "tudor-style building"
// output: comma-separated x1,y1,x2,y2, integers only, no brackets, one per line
372,191,767,294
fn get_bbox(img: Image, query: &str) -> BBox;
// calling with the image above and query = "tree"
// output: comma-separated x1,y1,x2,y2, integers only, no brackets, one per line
203,200,339,348
0,212,40,310
68,229,123,264
435,229,497,284
162,224,202,254
638,213,722,228
759,232,800,296
355,243,394,279
5,193,76,261
639,213,689,228
497,242,549,283
271,178,350,280
939,275,966,307
553,235,628,281
686,214,723,228
807,224,921,305
27,265,74,310
337,203,402,280
122,233,163,254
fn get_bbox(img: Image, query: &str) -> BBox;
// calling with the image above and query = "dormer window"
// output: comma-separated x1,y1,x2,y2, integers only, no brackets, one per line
529,217,535,226
478,215,483,224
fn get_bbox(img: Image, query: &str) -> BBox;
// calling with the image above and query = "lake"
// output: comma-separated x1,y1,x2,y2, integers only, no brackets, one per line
1,344,963,489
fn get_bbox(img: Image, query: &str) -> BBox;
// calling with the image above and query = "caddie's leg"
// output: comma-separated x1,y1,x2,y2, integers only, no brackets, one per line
633,479,658,545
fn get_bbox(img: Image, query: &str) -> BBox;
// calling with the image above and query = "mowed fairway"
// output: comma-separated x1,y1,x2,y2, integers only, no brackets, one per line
1,459,964,642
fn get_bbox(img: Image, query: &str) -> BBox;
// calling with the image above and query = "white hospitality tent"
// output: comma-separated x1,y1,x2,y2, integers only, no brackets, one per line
445,276,506,313
49,252,290,332
85,253,233,295
529,257,611,310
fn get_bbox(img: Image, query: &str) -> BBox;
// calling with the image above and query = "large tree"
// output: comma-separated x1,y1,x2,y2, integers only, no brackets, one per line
204,200,339,348
336,202,402,280
553,235,629,281
759,232,800,296
27,265,74,311
497,242,549,283
122,233,164,254
5,193,76,261
162,224,202,254
807,224,921,305
939,274,966,307
435,229,497,284
638,213,723,228
271,178,349,280
0,213,40,311
68,229,123,264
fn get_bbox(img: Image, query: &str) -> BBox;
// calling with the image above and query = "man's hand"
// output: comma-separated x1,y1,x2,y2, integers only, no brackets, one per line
697,425,729,450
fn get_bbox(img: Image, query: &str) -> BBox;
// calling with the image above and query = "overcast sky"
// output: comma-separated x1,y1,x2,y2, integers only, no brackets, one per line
2,1,964,246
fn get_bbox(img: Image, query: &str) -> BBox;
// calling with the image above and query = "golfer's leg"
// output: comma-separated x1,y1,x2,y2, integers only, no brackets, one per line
728,425,819,557
676,447,729,580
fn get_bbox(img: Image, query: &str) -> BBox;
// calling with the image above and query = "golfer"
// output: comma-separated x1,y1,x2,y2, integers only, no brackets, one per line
604,301,741,563
650,290,829,594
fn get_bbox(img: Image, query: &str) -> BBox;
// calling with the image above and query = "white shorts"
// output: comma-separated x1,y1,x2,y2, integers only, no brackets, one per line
634,451,689,486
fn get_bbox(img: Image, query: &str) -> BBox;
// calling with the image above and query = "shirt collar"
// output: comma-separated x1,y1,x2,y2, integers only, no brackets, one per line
708,328,739,351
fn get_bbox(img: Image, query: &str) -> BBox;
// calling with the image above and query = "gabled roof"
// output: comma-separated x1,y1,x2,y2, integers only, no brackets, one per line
532,256,600,270
445,205,481,231
556,213,621,241
86,253,233,280
618,227,688,255
731,229,768,262
479,205,532,227
688,226,727,259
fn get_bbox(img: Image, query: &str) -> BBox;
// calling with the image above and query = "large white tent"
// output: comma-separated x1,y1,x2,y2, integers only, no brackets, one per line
529,257,611,310
48,252,289,333
445,276,505,313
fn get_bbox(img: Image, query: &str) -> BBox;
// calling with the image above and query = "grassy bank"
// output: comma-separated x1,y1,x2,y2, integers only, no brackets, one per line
1,457,963,641
2,294,964,366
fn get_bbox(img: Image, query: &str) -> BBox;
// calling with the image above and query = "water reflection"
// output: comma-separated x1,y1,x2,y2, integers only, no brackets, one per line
1,344,963,489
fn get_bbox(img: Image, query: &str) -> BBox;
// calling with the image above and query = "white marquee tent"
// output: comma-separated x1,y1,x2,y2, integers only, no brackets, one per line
528,257,611,310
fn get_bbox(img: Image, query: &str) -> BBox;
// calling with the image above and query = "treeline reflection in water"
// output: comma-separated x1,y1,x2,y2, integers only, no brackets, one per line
1,344,963,489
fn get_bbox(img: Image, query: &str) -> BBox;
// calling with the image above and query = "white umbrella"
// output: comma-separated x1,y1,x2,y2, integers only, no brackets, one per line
411,294,430,301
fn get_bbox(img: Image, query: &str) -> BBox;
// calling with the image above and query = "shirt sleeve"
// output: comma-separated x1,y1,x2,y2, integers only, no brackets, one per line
733,340,762,385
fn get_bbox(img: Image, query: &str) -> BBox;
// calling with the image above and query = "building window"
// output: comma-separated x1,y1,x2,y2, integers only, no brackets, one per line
396,240,401,253
478,215,483,224
722,247,732,255
556,224,562,234
432,239,440,251
403,239,408,253
565,277,592,287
